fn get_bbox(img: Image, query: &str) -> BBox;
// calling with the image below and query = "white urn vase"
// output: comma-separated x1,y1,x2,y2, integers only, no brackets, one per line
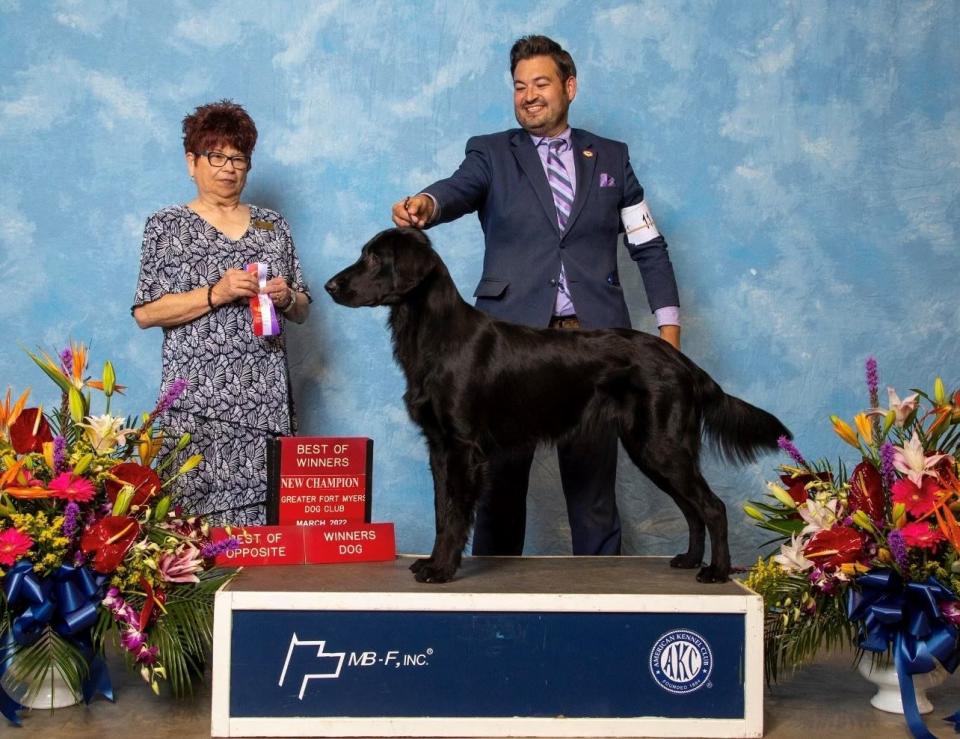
0,665,81,710
857,655,948,714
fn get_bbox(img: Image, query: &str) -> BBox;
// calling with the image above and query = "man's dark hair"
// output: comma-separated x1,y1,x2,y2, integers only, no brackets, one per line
510,35,576,81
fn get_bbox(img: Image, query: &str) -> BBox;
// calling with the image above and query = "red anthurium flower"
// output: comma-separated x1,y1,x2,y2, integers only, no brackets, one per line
899,521,944,551
848,461,885,522
8,408,53,454
779,471,833,506
105,462,162,507
891,477,941,518
80,516,142,573
803,526,868,569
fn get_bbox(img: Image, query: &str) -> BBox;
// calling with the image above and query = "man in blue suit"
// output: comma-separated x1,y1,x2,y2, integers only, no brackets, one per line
392,35,681,558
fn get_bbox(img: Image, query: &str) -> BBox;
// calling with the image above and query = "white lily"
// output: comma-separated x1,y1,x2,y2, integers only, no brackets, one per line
79,414,136,453
773,535,814,573
798,497,840,536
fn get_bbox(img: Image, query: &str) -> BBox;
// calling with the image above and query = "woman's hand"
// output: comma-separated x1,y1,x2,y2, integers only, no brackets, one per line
263,276,293,310
212,268,259,306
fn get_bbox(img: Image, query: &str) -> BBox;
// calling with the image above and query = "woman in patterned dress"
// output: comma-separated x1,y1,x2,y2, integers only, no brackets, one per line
132,100,311,525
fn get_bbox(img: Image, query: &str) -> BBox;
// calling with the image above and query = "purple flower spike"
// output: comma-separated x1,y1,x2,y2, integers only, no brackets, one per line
157,378,188,415
59,347,73,375
887,528,909,570
865,356,879,408
778,435,807,467
880,441,896,489
53,435,68,474
200,537,240,559
63,501,81,540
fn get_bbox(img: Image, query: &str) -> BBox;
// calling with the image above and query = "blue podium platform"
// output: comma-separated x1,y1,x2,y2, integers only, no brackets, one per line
211,556,763,737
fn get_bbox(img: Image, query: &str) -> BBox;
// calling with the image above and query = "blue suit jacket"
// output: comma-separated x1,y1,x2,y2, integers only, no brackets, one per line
423,128,679,329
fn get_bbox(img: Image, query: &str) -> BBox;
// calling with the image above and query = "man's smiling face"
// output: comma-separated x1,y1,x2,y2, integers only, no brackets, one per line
513,55,577,137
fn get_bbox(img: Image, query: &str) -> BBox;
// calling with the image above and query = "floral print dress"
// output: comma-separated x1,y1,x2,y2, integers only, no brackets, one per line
133,205,310,525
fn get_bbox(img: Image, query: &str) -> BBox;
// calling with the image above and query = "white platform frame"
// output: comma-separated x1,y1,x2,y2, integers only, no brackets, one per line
211,558,764,738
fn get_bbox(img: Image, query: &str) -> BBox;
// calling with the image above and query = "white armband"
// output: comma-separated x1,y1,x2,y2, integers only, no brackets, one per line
621,200,660,245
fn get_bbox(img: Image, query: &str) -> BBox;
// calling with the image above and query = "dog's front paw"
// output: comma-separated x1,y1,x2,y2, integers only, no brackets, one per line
669,552,702,569
409,557,433,575
696,564,730,583
411,559,456,583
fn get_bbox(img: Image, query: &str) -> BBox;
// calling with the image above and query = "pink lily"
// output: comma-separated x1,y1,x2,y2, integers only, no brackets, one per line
867,387,919,427
157,544,203,583
892,432,948,486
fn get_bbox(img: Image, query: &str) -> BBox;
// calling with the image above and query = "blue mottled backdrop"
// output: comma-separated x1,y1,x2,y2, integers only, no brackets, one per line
1,1,957,564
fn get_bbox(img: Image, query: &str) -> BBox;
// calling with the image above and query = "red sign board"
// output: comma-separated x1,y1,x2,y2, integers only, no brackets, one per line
211,523,395,567
267,437,373,526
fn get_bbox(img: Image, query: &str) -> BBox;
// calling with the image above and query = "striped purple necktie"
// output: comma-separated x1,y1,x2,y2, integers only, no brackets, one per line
546,138,574,231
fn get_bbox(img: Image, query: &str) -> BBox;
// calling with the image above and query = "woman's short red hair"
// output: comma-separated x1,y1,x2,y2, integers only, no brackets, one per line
182,100,258,158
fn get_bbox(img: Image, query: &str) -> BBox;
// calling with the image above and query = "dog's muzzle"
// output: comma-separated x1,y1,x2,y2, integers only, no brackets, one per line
324,276,343,298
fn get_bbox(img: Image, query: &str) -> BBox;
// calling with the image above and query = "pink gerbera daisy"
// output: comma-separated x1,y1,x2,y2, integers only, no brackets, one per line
48,472,97,503
899,521,944,551
0,527,33,566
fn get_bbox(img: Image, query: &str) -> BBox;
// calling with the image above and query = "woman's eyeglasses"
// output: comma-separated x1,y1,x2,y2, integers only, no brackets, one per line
200,151,251,170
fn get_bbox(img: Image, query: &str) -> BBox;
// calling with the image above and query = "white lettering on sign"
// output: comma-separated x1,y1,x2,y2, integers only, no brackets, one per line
278,633,436,699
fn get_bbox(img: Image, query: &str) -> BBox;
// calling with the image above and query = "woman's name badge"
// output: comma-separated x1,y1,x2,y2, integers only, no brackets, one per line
253,219,275,231
246,262,280,337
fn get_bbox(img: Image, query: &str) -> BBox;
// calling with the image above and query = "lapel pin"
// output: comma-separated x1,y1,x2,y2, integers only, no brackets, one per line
583,150,593,158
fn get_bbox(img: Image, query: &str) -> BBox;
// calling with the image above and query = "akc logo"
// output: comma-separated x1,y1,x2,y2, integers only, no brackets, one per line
649,629,713,694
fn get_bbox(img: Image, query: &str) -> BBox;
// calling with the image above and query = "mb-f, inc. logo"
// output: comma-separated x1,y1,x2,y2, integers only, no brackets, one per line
278,633,346,700
649,629,713,694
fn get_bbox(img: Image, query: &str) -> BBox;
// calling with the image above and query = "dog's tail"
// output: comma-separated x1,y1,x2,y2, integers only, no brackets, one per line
696,369,791,465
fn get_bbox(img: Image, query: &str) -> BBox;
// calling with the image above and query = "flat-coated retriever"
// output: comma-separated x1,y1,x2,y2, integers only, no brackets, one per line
325,228,790,584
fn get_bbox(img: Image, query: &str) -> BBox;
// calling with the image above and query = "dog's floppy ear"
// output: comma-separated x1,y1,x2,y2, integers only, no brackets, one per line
390,228,438,294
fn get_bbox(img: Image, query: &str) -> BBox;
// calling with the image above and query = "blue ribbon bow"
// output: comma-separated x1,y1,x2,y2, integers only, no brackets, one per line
848,569,960,739
1,561,113,725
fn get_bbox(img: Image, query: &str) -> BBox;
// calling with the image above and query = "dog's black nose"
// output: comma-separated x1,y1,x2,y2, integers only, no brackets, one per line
324,277,340,296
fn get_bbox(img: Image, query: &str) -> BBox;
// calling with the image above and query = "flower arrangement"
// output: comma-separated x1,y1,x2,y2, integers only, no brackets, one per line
743,358,959,734
0,343,236,724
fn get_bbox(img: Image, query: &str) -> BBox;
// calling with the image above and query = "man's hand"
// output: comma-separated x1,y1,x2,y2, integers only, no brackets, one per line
659,324,681,351
212,268,259,306
392,194,434,229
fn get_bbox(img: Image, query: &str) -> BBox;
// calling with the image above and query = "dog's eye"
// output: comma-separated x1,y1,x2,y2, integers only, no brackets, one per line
365,253,381,269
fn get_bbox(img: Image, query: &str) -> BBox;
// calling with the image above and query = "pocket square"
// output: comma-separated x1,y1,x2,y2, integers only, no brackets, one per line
599,173,616,188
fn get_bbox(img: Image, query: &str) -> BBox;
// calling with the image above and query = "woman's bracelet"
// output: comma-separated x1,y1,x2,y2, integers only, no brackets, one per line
281,291,297,314
207,284,216,311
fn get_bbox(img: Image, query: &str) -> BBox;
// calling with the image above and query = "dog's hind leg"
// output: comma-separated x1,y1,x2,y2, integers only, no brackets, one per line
638,463,706,569
410,442,484,583
620,437,729,582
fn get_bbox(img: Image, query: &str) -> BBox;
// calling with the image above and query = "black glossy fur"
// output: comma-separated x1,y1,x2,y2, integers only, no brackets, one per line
325,228,791,583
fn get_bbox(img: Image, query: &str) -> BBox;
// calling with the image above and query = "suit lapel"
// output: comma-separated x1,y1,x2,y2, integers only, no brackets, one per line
565,129,596,236
509,130,561,236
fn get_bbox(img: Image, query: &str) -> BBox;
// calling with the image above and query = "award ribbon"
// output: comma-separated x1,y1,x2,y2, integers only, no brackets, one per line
246,262,280,337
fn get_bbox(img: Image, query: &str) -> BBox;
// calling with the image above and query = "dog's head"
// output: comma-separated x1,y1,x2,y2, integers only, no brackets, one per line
325,228,441,307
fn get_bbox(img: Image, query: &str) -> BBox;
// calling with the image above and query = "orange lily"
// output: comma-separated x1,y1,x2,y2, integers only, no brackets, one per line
0,458,53,499
0,387,30,437
830,415,861,449
930,466,960,548
853,412,874,446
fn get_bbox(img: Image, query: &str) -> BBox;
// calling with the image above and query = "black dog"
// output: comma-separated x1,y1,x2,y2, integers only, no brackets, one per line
325,228,790,584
